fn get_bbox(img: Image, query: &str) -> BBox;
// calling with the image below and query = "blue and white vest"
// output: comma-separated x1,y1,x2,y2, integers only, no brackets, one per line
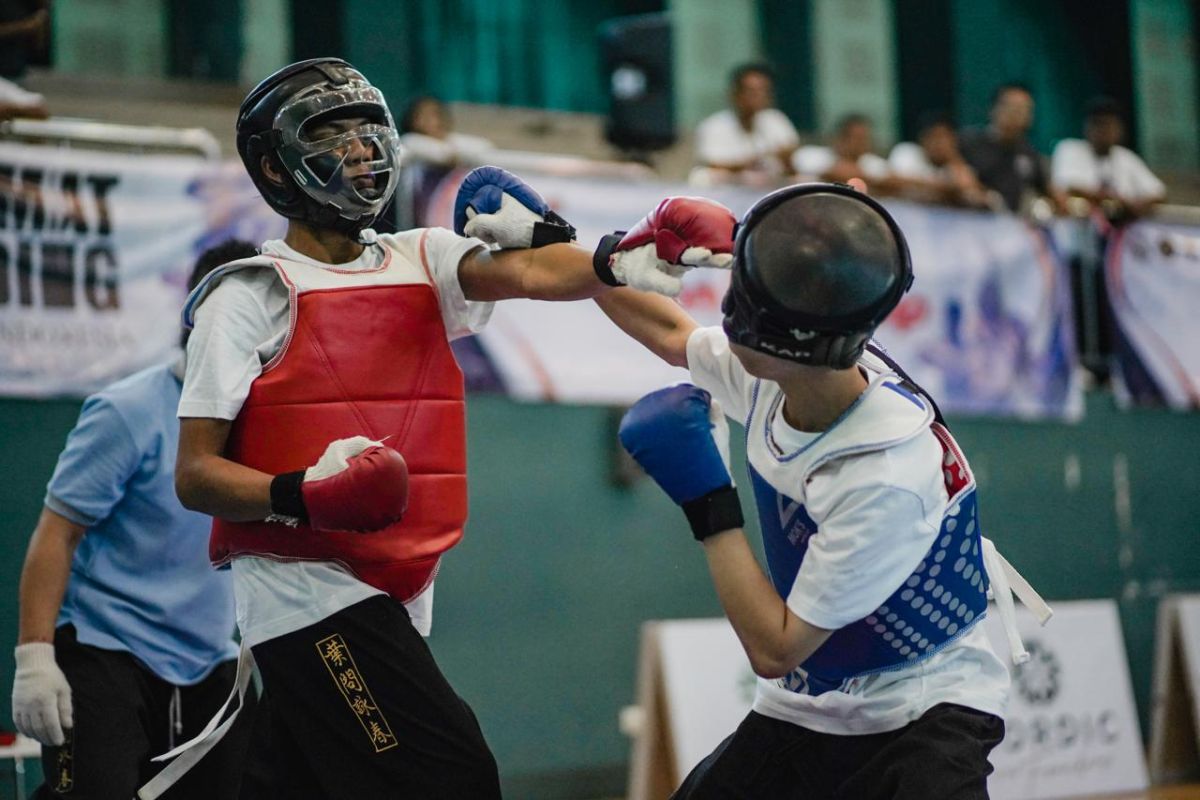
745,352,989,696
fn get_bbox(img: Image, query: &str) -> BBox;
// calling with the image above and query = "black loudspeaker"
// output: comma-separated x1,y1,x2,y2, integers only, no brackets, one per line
599,13,675,152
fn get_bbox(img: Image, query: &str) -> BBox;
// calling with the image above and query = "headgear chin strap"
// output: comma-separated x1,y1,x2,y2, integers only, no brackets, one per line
722,182,913,369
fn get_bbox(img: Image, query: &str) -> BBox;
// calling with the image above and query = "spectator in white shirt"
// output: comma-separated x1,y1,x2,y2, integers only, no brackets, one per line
793,114,894,192
889,113,991,208
692,63,800,185
1052,97,1165,222
398,95,494,167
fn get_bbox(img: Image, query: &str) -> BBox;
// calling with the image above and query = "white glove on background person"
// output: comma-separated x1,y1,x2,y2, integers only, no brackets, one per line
12,642,73,746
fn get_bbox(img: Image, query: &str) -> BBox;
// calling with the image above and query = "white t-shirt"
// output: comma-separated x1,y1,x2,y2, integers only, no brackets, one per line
180,230,491,646
694,108,800,175
793,145,891,181
1051,139,1165,202
888,141,947,180
400,131,495,167
686,327,1009,735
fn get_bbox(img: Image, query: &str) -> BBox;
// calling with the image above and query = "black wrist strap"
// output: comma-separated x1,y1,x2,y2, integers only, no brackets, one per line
270,470,309,522
592,232,627,287
681,486,744,542
529,210,577,248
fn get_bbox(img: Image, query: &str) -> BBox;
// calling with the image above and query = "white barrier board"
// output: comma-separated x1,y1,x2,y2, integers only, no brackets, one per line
634,600,1147,799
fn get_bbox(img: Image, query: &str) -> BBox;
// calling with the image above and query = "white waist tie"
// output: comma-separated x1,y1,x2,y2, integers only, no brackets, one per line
981,537,1053,664
136,643,255,800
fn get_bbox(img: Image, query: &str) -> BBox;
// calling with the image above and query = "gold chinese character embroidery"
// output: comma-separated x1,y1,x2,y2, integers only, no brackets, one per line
316,633,398,752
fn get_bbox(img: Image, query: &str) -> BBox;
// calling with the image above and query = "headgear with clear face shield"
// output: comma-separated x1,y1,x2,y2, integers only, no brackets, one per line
236,58,401,237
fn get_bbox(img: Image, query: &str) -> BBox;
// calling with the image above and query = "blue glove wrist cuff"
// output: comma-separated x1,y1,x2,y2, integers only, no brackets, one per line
682,485,743,541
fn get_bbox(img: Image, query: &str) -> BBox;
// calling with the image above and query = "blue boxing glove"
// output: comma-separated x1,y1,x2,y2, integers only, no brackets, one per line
619,384,744,541
453,166,576,249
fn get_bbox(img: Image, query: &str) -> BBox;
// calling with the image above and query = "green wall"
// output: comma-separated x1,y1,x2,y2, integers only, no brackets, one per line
1,389,1198,798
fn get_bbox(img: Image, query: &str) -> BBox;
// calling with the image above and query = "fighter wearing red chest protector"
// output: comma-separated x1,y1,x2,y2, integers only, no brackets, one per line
158,58,735,799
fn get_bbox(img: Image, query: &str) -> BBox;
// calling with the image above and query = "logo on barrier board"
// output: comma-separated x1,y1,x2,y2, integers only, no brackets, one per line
1013,639,1061,705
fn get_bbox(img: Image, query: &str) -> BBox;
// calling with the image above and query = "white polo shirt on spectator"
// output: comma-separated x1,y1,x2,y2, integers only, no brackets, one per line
1051,139,1165,201
694,108,800,175
793,145,890,181
888,142,948,180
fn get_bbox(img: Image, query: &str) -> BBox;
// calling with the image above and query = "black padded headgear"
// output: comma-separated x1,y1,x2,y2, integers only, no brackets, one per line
722,183,913,369
236,58,401,236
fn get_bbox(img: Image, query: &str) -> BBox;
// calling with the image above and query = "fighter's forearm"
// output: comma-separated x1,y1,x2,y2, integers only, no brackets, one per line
594,288,696,367
175,452,273,521
460,243,608,302
702,529,832,679
17,509,85,644
176,418,273,521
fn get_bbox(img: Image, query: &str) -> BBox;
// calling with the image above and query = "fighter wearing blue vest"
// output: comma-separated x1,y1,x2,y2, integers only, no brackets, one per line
596,183,1041,799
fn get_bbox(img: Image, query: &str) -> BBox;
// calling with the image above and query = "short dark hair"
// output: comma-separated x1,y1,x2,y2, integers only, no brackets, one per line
834,113,872,136
398,94,446,135
188,239,259,293
990,82,1032,108
1085,96,1124,121
729,62,775,90
183,239,259,347
915,111,956,136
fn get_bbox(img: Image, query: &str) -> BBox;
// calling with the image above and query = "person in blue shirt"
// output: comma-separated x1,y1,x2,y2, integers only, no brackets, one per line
10,240,260,799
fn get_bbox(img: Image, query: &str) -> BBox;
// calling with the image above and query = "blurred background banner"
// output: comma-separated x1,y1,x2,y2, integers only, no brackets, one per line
1105,220,1200,410
0,142,211,397
424,169,1083,418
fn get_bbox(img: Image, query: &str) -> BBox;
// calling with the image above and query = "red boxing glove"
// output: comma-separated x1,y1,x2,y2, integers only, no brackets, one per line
270,437,409,533
618,197,736,266
594,197,736,296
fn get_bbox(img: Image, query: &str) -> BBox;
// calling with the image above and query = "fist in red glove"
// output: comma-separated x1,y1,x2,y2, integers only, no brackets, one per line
270,437,409,533
594,197,736,296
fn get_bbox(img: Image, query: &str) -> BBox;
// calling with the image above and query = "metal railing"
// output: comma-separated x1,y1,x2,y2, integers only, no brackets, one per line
0,116,221,160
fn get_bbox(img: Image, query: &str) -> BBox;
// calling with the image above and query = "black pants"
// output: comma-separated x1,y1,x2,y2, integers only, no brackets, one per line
34,625,259,800
673,704,1005,800
243,594,501,799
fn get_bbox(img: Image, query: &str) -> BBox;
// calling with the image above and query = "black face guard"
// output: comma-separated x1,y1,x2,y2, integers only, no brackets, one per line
722,182,913,368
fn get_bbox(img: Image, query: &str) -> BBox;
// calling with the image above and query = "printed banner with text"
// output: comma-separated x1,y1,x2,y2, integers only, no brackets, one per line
426,170,1083,419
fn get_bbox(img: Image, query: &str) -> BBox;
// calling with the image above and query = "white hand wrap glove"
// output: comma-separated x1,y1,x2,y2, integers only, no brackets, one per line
609,243,690,297
12,642,73,746
463,193,546,249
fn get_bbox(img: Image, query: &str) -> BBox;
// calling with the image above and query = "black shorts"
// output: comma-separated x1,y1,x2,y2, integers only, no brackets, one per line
242,594,501,800
673,703,1005,800
34,624,258,800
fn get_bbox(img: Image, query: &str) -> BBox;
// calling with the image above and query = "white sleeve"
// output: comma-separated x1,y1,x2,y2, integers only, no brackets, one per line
399,133,456,166
860,153,892,180
685,327,755,422
1122,150,1165,199
793,146,834,177
888,143,927,178
695,113,749,165
760,109,800,151
178,270,289,420
1051,139,1096,192
786,438,945,629
420,227,493,340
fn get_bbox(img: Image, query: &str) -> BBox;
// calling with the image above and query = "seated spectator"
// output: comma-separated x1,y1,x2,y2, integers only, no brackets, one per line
960,83,1067,214
792,113,892,189
889,113,992,208
691,63,800,185
1052,96,1165,222
0,4,50,122
398,95,494,167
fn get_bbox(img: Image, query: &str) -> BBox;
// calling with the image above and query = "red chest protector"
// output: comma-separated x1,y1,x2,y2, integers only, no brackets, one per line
208,232,467,602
